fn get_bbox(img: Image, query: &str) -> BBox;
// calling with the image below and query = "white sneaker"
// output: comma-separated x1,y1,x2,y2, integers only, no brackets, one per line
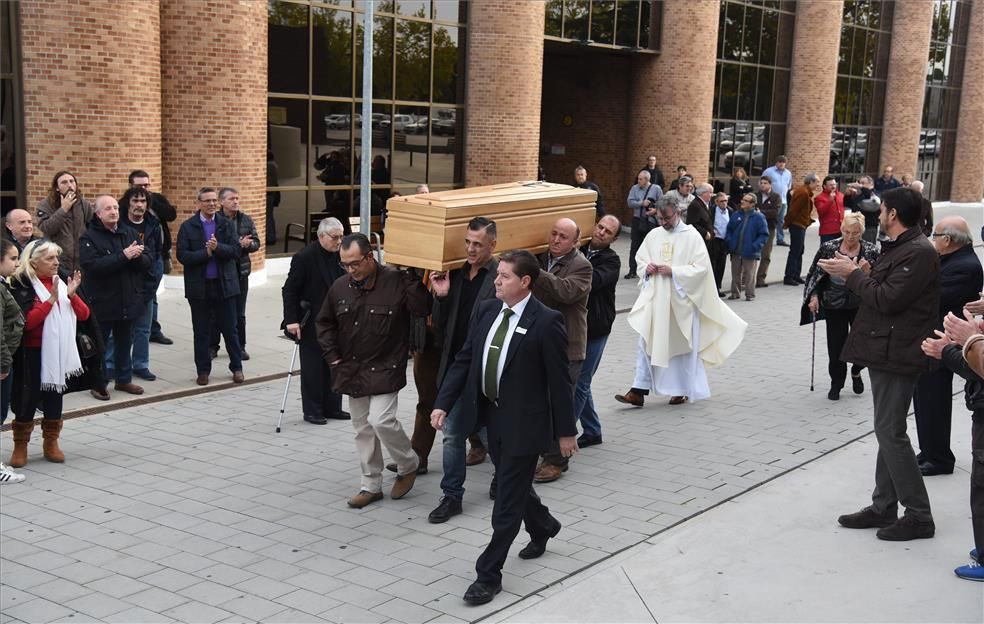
0,462,25,484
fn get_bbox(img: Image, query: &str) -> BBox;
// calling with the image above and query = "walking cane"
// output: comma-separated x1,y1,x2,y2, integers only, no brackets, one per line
810,312,816,392
277,302,311,433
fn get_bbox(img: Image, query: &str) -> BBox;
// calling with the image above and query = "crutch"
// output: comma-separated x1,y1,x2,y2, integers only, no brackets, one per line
277,301,311,433
810,312,816,392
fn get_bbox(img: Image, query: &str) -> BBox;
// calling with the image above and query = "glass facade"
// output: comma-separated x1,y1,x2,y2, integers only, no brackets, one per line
544,0,659,51
829,0,892,187
0,1,22,216
917,0,970,201
709,1,795,189
268,0,466,253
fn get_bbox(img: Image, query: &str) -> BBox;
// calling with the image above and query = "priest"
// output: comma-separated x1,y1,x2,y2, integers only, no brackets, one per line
615,196,747,407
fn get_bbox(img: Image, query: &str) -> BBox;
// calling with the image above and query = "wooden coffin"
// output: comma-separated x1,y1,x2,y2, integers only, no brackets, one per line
383,181,597,271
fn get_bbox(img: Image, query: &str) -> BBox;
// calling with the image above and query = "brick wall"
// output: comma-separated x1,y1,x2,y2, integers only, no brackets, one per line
464,1,544,185
880,0,933,179
20,0,162,207
160,0,267,271
627,0,718,186
785,1,843,182
951,0,984,202
540,51,633,225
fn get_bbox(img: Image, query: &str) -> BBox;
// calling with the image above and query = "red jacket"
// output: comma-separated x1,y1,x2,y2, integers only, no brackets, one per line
815,190,845,236
22,276,90,348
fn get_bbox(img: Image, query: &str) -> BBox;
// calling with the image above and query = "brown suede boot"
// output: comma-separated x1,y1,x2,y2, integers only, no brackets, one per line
41,419,64,463
9,421,34,468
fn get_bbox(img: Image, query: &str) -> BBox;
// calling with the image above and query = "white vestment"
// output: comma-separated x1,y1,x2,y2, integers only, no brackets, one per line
627,221,747,400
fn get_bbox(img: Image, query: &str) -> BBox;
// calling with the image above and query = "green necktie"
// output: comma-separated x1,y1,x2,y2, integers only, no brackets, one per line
484,308,514,402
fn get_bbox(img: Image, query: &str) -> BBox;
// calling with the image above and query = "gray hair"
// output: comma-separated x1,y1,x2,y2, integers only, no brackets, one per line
858,175,873,185
317,217,344,236
637,170,651,181
218,186,238,200
939,218,973,247
655,195,681,214
696,183,714,195
910,180,925,193
94,194,117,212
803,173,819,185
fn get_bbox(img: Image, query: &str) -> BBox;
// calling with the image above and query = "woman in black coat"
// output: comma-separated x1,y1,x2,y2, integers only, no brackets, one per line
729,167,753,210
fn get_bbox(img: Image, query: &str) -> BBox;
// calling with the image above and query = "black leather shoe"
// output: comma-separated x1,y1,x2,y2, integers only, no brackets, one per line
783,277,799,286
518,517,561,560
463,581,501,606
777,241,790,247
876,515,935,541
795,277,805,284
852,374,864,394
623,272,638,280
304,414,328,425
327,411,351,420
489,473,497,500
428,497,463,524
838,505,897,529
149,334,173,345
240,350,250,361
577,434,602,448
919,461,954,476
828,387,840,401
756,282,769,288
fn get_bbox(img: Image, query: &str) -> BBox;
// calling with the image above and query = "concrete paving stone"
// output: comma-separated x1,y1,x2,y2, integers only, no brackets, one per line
217,593,290,621
0,560,59,591
176,580,245,607
120,586,190,613
62,592,132,619
216,529,278,552
134,567,202,593
102,606,177,623
229,515,284,537
154,551,216,574
47,560,114,586
439,513,492,534
335,565,402,591
425,589,523,622
385,561,451,586
320,602,389,623
79,528,145,552
150,510,203,531
351,534,422,557
231,575,298,601
313,524,372,545
325,582,394,610
243,558,306,582
303,537,358,559
266,526,326,548
1,596,75,624
194,562,257,586
282,570,350,595
84,574,153,599
160,601,235,624
351,520,414,541
389,545,453,569
525,566,570,586
372,597,441,623
293,553,357,577
255,542,317,566
380,578,450,606
273,588,343,617
20,578,91,605
204,545,265,569
94,554,162,579
263,608,334,623
0,537,43,561
118,540,182,563
0,585,35,613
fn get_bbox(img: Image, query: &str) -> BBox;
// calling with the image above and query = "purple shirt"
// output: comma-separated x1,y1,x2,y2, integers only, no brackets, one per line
200,212,219,279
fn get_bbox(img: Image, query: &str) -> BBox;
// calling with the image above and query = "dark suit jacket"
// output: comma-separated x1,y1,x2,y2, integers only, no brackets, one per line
756,191,782,228
176,211,241,300
686,197,713,242
434,257,499,383
281,241,344,345
937,244,983,329
434,296,576,457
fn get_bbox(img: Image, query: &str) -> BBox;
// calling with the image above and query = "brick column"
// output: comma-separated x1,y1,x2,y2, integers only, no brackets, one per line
628,0,718,185
879,0,934,179
19,0,162,204
464,2,544,185
785,1,843,180
161,0,267,271
951,0,984,202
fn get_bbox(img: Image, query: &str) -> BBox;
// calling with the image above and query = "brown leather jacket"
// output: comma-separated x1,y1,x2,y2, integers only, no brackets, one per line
316,264,431,397
784,184,815,229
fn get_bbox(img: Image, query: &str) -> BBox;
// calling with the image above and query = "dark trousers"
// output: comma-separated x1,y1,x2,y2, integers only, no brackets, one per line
100,319,133,384
477,434,555,585
628,217,645,275
411,346,440,463
971,417,984,563
913,367,956,470
709,237,728,291
189,280,242,375
541,360,583,468
12,348,63,422
298,338,343,418
820,233,840,244
784,225,806,280
824,307,862,389
211,275,248,350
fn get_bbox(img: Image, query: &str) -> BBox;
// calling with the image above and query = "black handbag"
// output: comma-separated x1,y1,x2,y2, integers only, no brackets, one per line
76,328,98,359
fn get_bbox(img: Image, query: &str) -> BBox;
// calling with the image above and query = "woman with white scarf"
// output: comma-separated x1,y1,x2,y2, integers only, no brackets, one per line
7,240,89,467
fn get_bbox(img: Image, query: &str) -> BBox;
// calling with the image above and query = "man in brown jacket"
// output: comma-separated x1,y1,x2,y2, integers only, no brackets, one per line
532,218,591,483
317,233,432,509
782,173,819,285
819,187,940,542
35,171,95,273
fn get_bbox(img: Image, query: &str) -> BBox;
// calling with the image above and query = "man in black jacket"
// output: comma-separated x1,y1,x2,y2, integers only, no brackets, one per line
820,187,940,542
176,187,244,386
575,215,621,447
79,195,152,396
754,176,782,288
641,155,665,191
913,216,982,476
573,166,604,219
210,187,260,360
686,184,715,245
281,217,348,424
128,170,176,345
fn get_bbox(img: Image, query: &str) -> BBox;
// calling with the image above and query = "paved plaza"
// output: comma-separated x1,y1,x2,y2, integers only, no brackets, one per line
3,206,984,622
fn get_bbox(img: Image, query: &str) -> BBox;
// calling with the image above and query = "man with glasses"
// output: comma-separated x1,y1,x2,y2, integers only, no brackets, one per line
128,170,176,345
176,187,244,386
665,175,695,215
282,217,349,424
317,233,431,509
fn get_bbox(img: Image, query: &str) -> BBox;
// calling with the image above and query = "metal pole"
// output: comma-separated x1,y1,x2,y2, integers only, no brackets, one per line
359,1,374,235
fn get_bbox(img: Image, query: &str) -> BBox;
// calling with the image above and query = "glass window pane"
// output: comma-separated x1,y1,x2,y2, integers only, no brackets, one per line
433,24,460,104
564,0,590,41
395,19,431,101
776,11,795,68
843,0,857,25
837,25,853,76
869,79,886,129
749,125,767,176
314,100,354,180
268,97,310,186
269,1,309,94
545,0,563,37
391,105,428,185
719,63,739,119
857,79,873,125
591,1,615,45
429,107,460,184
771,69,790,123
0,4,11,75
755,68,774,122
615,0,639,47
849,27,866,76
862,30,877,78
639,0,653,49
397,1,430,18
273,190,314,254
741,7,762,63
433,0,460,23
356,16,394,99
833,75,852,125
759,9,778,66
722,3,743,62
313,7,353,97
737,65,756,120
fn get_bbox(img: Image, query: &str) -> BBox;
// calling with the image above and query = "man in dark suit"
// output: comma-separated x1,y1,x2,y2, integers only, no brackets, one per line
754,175,782,288
425,217,499,523
281,217,349,424
432,250,577,606
686,183,715,246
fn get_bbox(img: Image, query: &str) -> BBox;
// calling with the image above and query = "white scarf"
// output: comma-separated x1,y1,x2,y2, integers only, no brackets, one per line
32,277,84,392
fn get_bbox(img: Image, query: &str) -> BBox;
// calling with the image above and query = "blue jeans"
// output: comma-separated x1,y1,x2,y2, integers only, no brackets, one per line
100,320,134,384
440,386,481,501
575,335,609,438
776,203,788,243
105,302,154,374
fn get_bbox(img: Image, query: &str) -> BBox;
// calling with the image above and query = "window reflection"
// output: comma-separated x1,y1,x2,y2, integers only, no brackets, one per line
615,0,639,47
433,24,460,104
313,7,352,97
564,0,589,41
269,0,309,94
590,1,615,45
396,19,430,101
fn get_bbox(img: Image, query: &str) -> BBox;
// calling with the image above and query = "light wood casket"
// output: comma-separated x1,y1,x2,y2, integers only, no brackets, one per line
382,182,598,271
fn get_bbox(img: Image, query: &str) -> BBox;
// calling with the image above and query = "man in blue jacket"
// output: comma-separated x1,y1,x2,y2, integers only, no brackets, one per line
725,193,769,301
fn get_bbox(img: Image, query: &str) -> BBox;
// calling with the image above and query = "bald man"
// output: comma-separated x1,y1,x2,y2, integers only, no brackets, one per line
532,218,592,483
4,209,39,254
914,216,983,476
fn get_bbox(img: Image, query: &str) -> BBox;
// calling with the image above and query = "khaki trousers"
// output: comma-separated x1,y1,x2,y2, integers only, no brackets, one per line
349,392,419,493
730,255,758,298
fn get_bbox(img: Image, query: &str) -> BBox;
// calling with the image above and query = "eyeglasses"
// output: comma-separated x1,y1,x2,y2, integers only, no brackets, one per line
340,254,370,270
931,232,948,239
325,233,343,241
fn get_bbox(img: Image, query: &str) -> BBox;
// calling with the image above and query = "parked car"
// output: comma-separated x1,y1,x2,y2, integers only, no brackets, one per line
721,141,763,170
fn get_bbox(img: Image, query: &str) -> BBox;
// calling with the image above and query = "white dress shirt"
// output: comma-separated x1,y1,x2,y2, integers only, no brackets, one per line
481,292,531,396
